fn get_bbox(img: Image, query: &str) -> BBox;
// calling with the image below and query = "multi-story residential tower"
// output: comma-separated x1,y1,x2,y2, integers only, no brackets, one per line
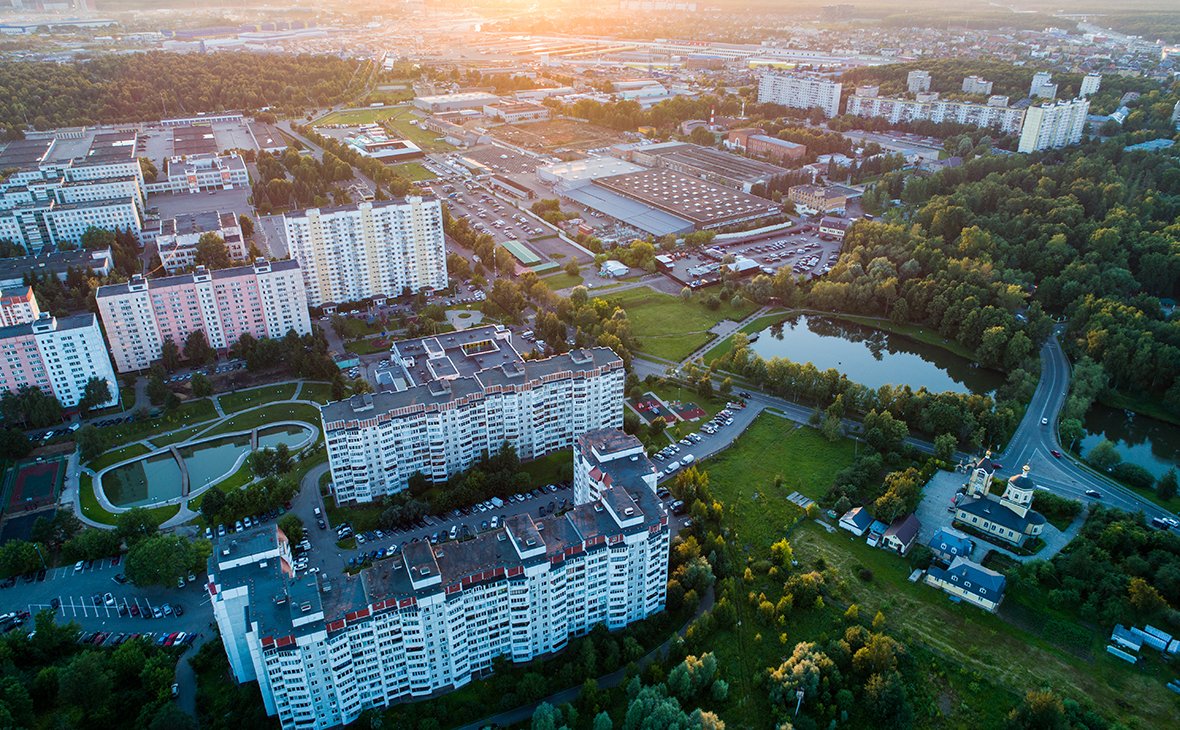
0,312,118,408
573,429,658,505
1017,98,1090,153
1029,71,1057,99
210,459,669,730
282,197,447,308
0,286,40,327
1080,73,1102,97
907,70,931,93
757,72,842,118
322,327,625,503
961,75,994,95
845,92,1026,134
95,259,311,373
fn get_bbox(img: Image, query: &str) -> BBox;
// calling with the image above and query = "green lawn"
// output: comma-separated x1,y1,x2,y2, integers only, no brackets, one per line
189,465,255,514
217,383,299,414
313,108,400,126
539,272,583,291
118,382,137,410
381,105,455,152
394,161,436,182
149,424,207,447
602,287,756,362
345,338,390,356
104,399,219,447
299,382,337,405
519,449,573,488
202,403,322,438
86,443,151,473
701,310,794,363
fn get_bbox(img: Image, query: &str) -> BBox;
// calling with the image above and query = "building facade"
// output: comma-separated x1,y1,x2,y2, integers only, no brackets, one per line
145,153,251,195
1017,98,1090,153
746,135,807,164
845,92,1026,134
210,478,669,730
1080,73,1102,97
1030,71,1057,99
283,198,447,308
924,556,1006,612
95,259,311,373
0,286,40,327
757,73,842,118
788,184,847,214
953,459,1046,546
961,75,994,95
323,333,624,503
156,211,247,273
0,312,118,408
907,70,931,93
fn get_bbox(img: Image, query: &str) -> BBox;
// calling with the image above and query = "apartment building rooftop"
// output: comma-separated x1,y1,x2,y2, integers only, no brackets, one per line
0,311,99,340
160,210,238,237
0,137,54,169
326,346,622,425
283,195,438,219
388,325,521,387
0,248,113,287
95,258,299,297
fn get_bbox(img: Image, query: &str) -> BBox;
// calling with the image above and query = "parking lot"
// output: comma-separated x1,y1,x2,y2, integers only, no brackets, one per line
149,186,254,222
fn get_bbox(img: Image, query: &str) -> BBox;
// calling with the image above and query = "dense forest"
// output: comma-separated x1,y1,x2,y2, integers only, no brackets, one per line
0,52,366,131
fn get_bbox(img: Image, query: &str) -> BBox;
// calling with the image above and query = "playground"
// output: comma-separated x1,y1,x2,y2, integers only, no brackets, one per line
2,457,65,515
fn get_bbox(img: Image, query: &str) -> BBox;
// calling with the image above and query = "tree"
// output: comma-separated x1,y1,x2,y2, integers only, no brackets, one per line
80,227,116,251
1156,469,1178,500
183,328,215,365
115,507,161,546
194,232,231,269
0,539,42,577
279,514,305,544
1085,439,1121,471
76,424,109,463
160,338,181,373
0,428,32,459
78,376,111,414
933,433,957,462
1128,577,1167,615
124,534,200,586
1005,689,1068,730
237,213,255,239
200,487,226,523
563,259,580,277
190,372,213,398
1059,418,1084,451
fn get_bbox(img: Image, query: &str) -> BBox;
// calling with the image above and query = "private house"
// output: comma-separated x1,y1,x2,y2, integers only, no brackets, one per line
954,461,1046,547
881,514,921,555
924,556,1006,612
839,506,873,536
928,527,974,564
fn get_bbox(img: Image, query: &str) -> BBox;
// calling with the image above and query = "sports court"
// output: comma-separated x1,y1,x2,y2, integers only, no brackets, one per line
2,457,65,514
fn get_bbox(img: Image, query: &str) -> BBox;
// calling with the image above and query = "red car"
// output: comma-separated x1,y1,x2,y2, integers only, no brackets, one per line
1050,450,1062,458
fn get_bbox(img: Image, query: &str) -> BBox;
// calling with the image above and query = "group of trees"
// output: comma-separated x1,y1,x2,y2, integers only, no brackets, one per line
0,610,194,729
253,147,355,212
198,475,299,528
232,330,339,381
0,385,63,428
250,444,293,479
0,51,365,131
290,123,417,201
444,207,519,277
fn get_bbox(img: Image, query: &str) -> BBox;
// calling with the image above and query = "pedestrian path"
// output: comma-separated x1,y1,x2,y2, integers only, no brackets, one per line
677,305,770,367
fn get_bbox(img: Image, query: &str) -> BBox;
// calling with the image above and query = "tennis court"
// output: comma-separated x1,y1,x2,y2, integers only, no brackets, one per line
2,458,64,513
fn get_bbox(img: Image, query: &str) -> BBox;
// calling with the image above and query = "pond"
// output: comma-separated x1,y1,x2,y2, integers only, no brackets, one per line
102,424,314,508
744,314,1003,395
1080,404,1180,480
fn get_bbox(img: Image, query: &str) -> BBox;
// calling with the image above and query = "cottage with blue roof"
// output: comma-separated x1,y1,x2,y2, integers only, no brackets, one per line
924,557,1006,612
929,527,974,564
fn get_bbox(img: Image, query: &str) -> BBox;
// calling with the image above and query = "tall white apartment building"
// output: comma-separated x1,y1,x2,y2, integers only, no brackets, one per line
907,70,931,93
1030,71,1057,99
961,75,994,95
209,451,669,730
283,197,447,308
1080,73,1102,97
0,130,147,253
0,312,118,408
95,259,311,373
1017,98,1090,153
322,327,625,503
573,429,658,505
845,92,1026,134
757,72,843,118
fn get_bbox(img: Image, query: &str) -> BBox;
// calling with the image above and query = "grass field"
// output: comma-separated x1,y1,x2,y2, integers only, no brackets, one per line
218,383,299,414
381,106,455,152
202,403,322,438
149,424,208,448
314,108,400,126
104,399,219,447
394,162,436,182
539,272,583,291
345,338,391,356
603,287,757,362
519,449,573,488
299,382,337,405
86,443,151,472
641,382,734,439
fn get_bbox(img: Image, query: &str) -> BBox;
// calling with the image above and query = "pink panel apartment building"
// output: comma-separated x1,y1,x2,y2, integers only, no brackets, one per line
0,286,40,327
0,312,119,408
95,258,312,373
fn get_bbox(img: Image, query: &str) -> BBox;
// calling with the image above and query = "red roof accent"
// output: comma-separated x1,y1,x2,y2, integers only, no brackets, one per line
507,565,524,577
275,635,295,648
589,467,603,481
609,534,624,544
326,619,346,632
399,597,416,608
261,636,275,648
446,583,461,594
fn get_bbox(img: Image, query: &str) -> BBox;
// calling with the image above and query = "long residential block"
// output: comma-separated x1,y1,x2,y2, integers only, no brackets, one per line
283,197,447,308
0,312,118,408
845,91,1026,134
95,259,311,373
210,445,668,730
322,328,624,503
757,72,843,118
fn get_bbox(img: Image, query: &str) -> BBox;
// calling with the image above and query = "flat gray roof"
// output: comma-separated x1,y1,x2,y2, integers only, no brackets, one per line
595,168,780,226
564,183,693,236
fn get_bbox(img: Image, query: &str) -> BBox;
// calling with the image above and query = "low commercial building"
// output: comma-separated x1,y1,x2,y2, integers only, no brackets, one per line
323,328,624,503
95,260,311,373
615,141,789,193
594,168,781,230
924,557,1006,611
413,92,501,114
0,312,118,408
789,184,847,215
147,153,250,194
210,469,668,730
746,135,806,164
599,260,629,278
818,216,849,239
250,122,288,154
345,128,423,163
839,506,873,536
482,101,551,124
156,211,246,273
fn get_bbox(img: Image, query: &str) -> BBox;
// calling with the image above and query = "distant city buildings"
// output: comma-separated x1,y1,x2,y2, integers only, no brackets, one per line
210,439,668,730
322,327,624,503
282,198,447,308
1080,73,1102,97
0,312,118,408
1017,98,1090,153
757,72,842,118
95,260,310,373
